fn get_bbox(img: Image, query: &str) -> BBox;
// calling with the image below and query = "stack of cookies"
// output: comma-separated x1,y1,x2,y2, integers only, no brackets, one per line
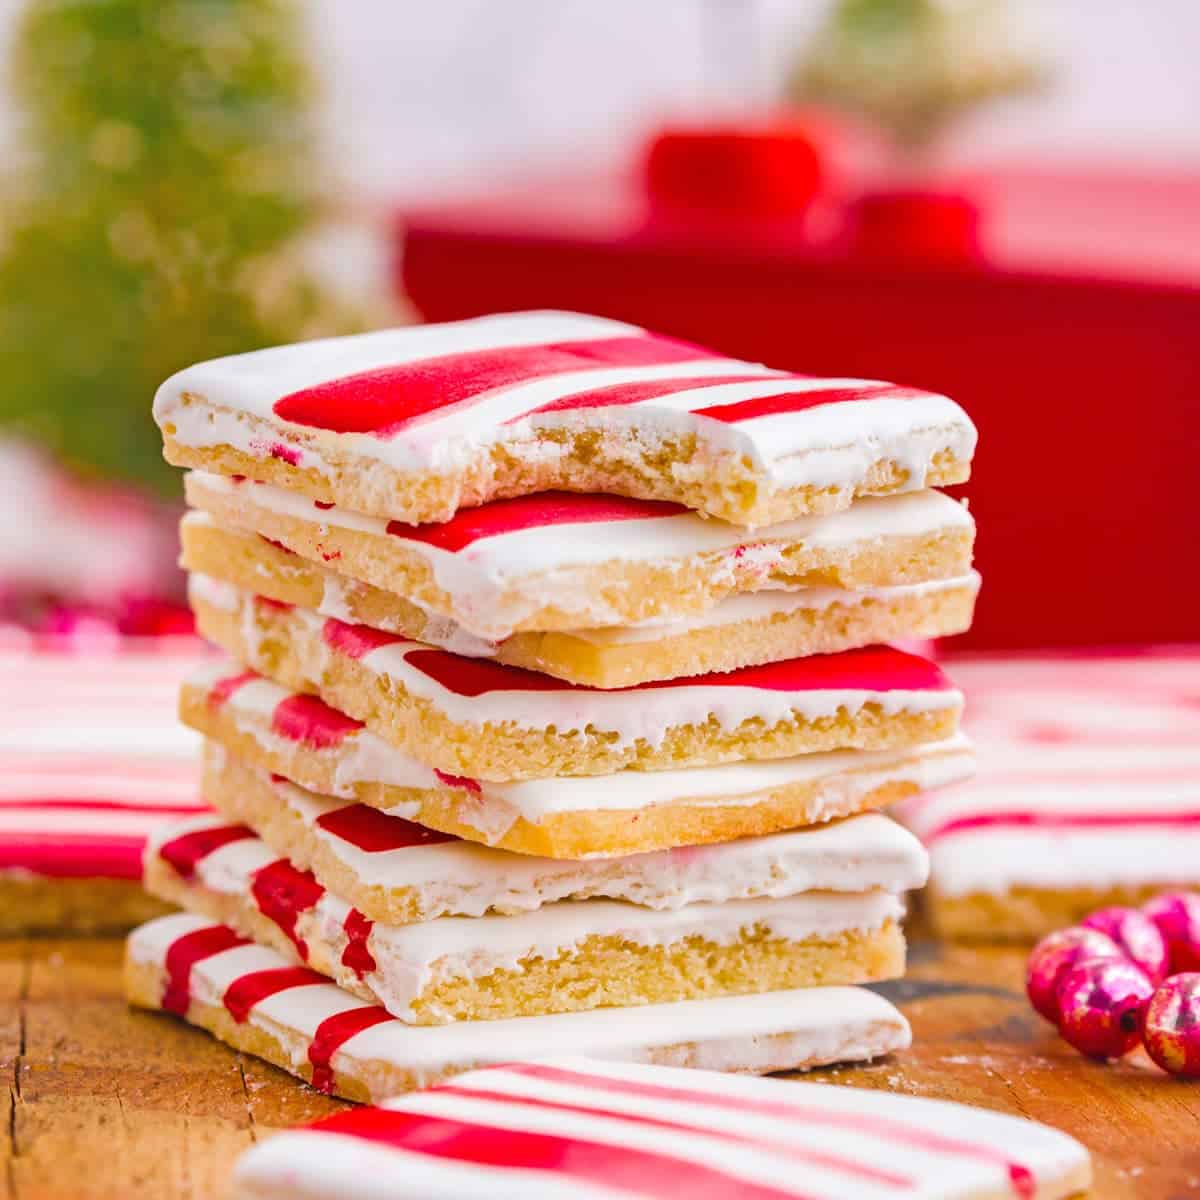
127,311,979,1100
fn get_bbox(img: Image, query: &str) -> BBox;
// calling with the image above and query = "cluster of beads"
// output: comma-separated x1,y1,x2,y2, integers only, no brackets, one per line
1025,892,1200,1076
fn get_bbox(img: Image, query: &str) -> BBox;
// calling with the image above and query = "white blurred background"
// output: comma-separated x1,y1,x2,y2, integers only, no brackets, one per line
2,0,1198,202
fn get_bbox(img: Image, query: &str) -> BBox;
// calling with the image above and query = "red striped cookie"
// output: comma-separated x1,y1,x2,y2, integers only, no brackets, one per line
154,311,975,528
184,660,971,859
898,649,1200,939
182,473,974,640
0,638,210,933
186,604,965,781
231,1058,1090,1200
143,815,908,1024
124,913,912,1102
182,512,978,688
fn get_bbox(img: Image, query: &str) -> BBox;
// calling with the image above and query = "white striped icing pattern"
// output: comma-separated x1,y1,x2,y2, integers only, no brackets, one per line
149,816,905,1021
184,471,974,638
186,657,974,838
231,1055,1090,1200
129,912,913,1102
152,794,929,918
155,310,976,500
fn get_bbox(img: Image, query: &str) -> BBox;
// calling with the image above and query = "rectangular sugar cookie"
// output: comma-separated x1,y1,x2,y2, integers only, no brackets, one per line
151,775,929,922
899,650,1200,940
232,1057,1090,1200
184,513,979,688
0,637,209,932
189,598,964,781
183,472,974,640
144,820,906,1024
125,913,913,1101
188,672,967,861
154,310,976,529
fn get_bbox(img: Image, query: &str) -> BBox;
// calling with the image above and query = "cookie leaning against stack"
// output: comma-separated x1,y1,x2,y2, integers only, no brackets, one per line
128,311,980,1099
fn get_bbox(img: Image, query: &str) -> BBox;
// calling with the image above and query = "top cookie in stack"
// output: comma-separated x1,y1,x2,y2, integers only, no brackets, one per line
132,312,978,1099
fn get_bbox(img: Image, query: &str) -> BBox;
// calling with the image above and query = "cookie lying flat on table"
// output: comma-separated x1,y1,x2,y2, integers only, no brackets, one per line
189,600,963,782
0,638,208,933
183,514,978,688
899,649,1200,940
231,1057,1090,1200
143,818,906,1024
149,788,927,920
183,473,974,642
154,310,976,529
189,676,966,862
125,913,912,1101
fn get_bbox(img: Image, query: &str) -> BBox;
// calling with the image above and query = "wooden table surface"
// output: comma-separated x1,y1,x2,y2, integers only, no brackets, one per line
2,933,1197,1200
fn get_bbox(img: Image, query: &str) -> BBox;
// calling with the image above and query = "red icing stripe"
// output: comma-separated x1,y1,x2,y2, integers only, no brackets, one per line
402,643,952,699
308,1006,395,1094
0,833,147,880
519,372,778,418
315,804,457,853
250,859,326,961
159,824,255,880
341,909,377,978
322,618,405,659
691,382,916,425
434,769,482,795
258,535,297,556
310,1105,808,1200
385,490,686,552
272,335,710,435
223,965,327,1024
208,670,258,707
512,1064,1035,1199
271,693,364,748
163,925,249,1015
922,808,1200,844
442,1084,911,1188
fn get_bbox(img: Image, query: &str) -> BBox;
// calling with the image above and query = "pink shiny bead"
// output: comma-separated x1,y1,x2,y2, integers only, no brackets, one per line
1025,927,1125,1023
1081,906,1170,984
1055,958,1154,1059
1142,973,1200,1079
1142,892,1200,974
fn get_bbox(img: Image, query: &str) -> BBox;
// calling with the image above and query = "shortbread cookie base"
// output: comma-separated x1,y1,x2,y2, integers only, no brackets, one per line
126,914,912,1101
0,875,173,935
232,1058,1091,1200
191,598,961,780
926,883,1200,942
164,420,970,532
184,472,975,637
144,850,905,1023
184,516,978,687
193,751,930,923
189,691,964,868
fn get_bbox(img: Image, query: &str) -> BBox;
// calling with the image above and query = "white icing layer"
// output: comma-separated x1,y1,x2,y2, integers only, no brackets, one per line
218,599,963,753
180,764,932,913
129,913,913,1102
186,469,974,638
155,311,976,523
153,824,903,1021
186,658,973,841
232,1055,1089,1200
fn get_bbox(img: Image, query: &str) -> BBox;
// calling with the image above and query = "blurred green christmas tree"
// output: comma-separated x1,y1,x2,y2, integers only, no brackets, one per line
0,0,359,494
791,0,1046,154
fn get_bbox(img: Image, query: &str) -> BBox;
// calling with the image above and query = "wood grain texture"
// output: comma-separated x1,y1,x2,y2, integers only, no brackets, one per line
1,935,1196,1200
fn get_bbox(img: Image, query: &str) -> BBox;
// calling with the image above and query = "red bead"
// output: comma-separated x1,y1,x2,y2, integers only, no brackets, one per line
1081,905,1170,984
1142,973,1200,1078
1025,927,1124,1023
1142,892,1200,974
1055,958,1154,1059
